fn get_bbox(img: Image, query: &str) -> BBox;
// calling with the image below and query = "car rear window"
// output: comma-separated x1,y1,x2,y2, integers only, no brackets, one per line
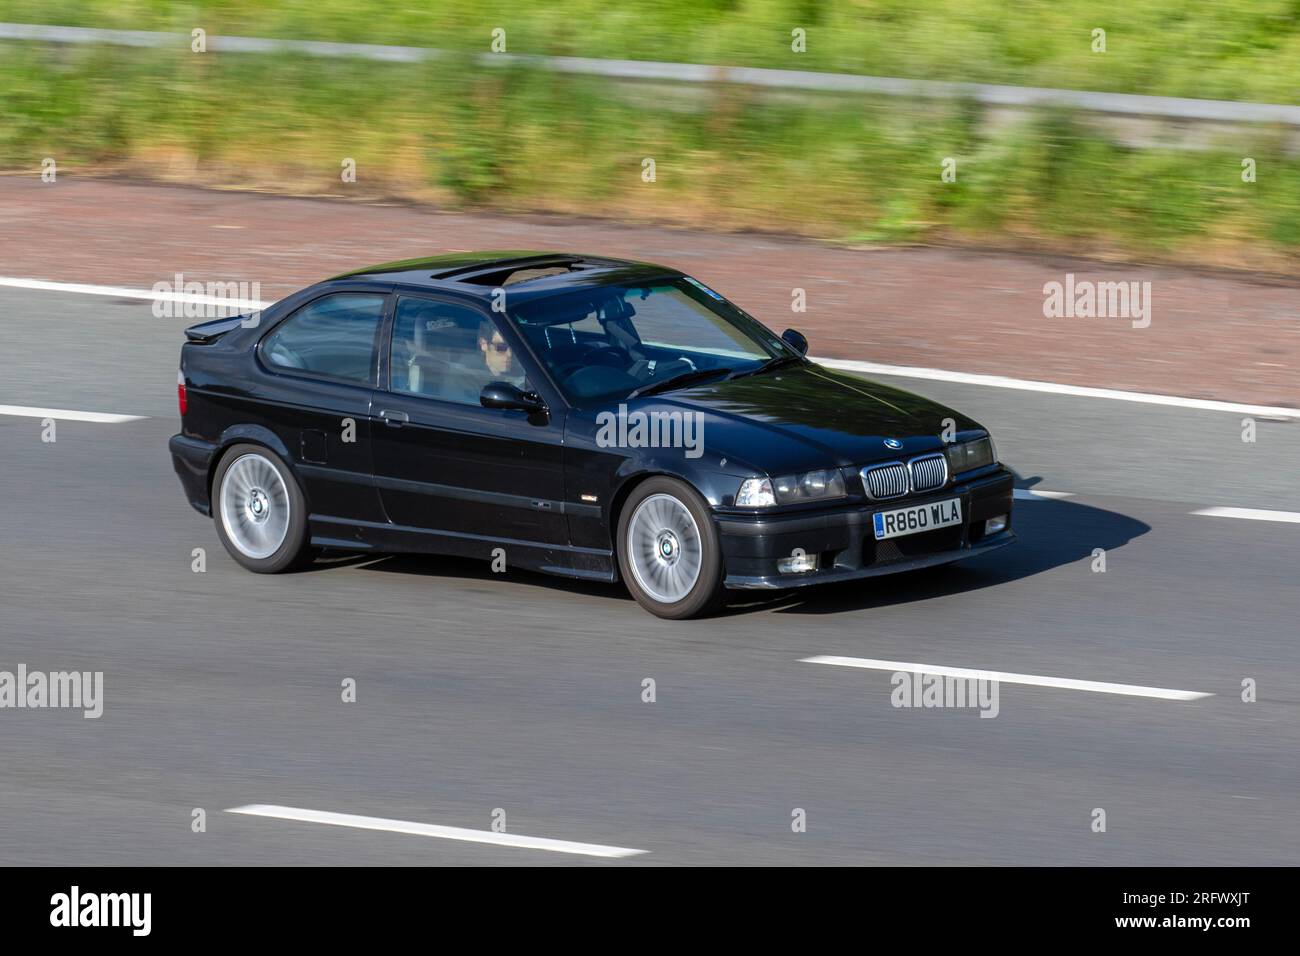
261,293,386,385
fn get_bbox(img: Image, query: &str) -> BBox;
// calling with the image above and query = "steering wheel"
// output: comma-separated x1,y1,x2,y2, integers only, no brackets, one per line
554,343,630,379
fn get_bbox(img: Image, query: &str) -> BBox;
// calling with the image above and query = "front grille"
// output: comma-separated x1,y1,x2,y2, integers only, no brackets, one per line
861,452,949,499
908,453,949,493
861,462,908,500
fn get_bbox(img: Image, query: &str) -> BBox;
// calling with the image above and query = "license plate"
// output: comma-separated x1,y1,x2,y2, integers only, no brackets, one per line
873,497,962,540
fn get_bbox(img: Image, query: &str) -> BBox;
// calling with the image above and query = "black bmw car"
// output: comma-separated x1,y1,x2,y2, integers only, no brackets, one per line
169,251,1014,618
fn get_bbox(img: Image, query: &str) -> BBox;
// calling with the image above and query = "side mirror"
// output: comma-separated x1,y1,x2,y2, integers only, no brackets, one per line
781,328,809,356
480,382,546,413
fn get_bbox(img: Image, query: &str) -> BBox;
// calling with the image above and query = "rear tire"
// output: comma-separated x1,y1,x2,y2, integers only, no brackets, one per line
211,443,313,573
617,477,724,619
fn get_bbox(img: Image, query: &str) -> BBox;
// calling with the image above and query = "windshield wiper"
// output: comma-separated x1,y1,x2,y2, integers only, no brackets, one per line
729,354,804,379
627,366,734,399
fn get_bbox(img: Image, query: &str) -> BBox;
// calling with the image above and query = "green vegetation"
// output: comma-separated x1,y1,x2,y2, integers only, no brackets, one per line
6,0,1300,103
1,3,1298,266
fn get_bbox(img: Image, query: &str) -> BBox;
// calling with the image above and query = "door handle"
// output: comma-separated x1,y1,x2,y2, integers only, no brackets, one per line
379,409,409,426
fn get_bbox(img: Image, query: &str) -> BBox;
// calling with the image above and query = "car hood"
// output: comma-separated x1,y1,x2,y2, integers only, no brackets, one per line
634,364,985,475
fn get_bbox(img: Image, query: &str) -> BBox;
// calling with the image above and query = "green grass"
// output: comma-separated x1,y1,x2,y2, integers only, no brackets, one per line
4,0,1300,104
1,12,1297,267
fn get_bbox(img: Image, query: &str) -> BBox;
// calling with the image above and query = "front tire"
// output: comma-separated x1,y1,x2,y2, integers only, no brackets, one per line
617,477,724,619
212,443,312,573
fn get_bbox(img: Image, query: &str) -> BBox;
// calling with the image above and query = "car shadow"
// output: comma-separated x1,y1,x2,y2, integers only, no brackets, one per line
740,495,1150,616
336,550,631,602
303,493,1149,617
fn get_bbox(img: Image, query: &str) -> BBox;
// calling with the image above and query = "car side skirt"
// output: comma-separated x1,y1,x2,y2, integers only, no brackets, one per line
308,515,618,583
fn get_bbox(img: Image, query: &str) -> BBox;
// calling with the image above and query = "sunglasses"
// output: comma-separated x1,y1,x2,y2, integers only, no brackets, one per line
487,340,511,353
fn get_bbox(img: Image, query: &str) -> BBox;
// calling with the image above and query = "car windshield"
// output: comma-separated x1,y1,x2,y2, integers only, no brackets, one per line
507,277,792,404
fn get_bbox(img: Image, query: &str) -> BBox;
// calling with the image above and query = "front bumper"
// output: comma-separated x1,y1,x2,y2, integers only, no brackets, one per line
169,433,218,516
716,468,1015,590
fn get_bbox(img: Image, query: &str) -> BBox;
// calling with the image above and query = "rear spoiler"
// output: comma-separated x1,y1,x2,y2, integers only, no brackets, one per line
184,314,251,343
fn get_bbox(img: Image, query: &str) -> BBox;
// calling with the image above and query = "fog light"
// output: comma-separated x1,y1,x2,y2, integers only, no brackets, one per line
984,514,1008,535
778,552,819,574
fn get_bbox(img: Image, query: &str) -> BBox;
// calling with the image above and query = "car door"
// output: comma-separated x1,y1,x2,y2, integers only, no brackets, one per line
369,292,568,545
254,289,388,524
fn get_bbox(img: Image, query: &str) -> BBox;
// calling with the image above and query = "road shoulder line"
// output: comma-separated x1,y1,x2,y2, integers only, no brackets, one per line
226,804,647,858
802,655,1213,701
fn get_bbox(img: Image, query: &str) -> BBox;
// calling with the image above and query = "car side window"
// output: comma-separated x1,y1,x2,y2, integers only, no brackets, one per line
262,293,386,385
390,297,528,405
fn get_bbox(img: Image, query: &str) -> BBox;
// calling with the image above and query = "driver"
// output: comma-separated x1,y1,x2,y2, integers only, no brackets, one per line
477,318,527,390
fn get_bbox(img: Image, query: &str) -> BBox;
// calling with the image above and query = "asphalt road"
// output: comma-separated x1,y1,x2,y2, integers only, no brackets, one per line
1,286,1298,865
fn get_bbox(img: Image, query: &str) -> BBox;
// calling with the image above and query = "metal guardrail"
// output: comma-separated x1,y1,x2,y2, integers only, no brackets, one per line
5,21,1300,126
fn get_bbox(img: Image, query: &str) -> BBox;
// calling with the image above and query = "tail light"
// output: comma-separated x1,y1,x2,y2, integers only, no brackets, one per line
177,370,188,416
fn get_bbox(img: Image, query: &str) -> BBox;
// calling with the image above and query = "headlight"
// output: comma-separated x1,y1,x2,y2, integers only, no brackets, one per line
772,469,846,503
945,437,995,474
735,477,776,507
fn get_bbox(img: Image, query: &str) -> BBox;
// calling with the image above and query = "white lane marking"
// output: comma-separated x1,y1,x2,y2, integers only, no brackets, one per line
1013,488,1074,500
226,804,647,858
5,275,1298,420
816,357,1300,421
1192,506,1300,524
0,276,270,310
801,656,1212,701
0,403,144,423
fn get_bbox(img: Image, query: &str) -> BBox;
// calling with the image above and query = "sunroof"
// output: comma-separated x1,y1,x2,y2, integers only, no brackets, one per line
442,255,617,287
477,265,575,286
